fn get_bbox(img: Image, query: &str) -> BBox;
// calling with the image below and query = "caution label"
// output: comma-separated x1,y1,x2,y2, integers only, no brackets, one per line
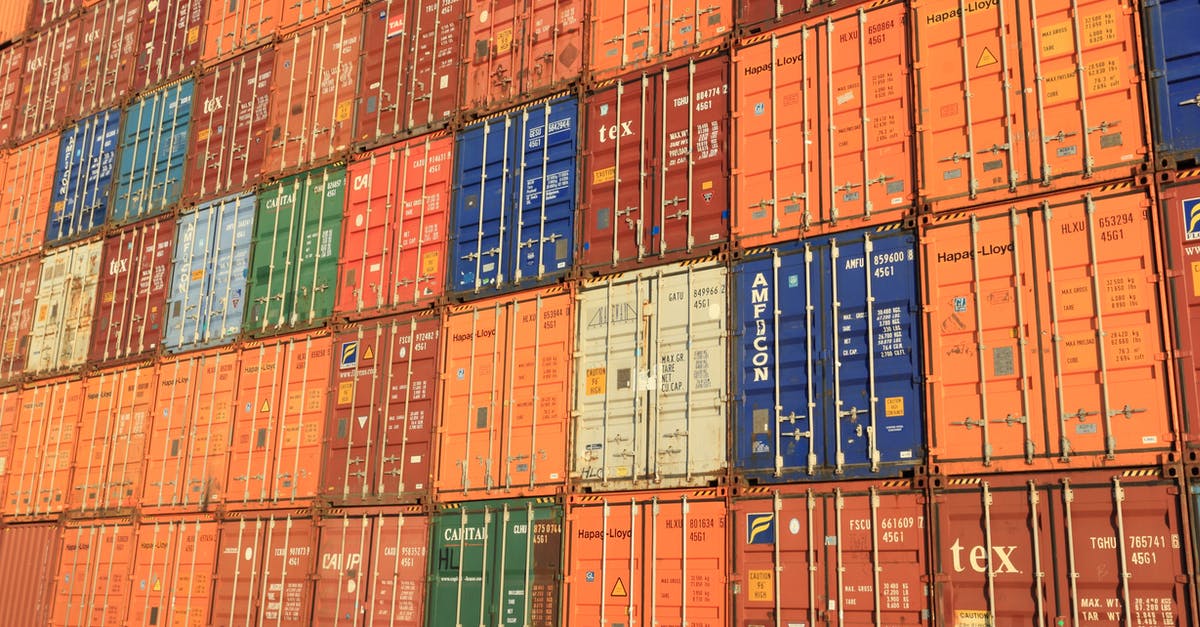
593,166,615,185
748,569,773,602
885,396,904,417
1192,261,1200,297
338,381,354,405
976,48,997,68
586,368,606,395
611,577,627,597
955,609,991,627
496,28,513,54
423,251,440,276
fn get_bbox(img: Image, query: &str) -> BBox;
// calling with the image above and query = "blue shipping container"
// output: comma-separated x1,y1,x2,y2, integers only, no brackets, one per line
1144,0,1200,166
163,193,255,353
451,96,577,298
112,80,195,224
732,225,924,481
45,109,121,245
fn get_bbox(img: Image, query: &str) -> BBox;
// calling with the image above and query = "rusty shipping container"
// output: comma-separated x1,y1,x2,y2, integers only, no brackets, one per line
72,0,143,119
143,347,238,513
0,43,26,147
930,468,1194,626
581,52,730,272
265,12,363,177
227,331,332,509
325,313,439,505
4,377,80,519
133,0,205,93
732,480,930,624
589,0,733,80
70,363,155,514
356,0,466,147
1157,170,1200,449
564,488,728,626
89,217,174,364
17,16,79,140
26,240,103,375
313,506,430,626
462,0,583,114
338,133,451,318
0,133,56,261
212,511,318,627
911,0,1150,211
921,182,1176,475
202,0,360,65
52,518,136,626
0,523,60,626
436,286,572,501
0,256,40,383
128,514,219,627
733,0,914,247
573,259,727,491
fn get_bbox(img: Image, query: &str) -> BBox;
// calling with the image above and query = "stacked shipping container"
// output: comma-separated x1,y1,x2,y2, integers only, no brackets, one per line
0,0,1197,625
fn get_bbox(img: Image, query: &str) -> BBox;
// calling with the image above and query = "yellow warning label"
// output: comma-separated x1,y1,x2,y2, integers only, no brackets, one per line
197,128,210,142
1040,21,1074,56
976,47,997,68
1191,261,1200,297
610,577,627,597
701,180,713,190
955,609,991,627
593,166,615,185
885,396,904,417
103,291,114,304
496,28,513,54
422,251,440,276
747,569,773,602
187,27,199,45
151,578,161,592
337,381,353,405
363,345,374,361
335,101,353,123
586,368,606,395
260,400,270,413
190,269,205,282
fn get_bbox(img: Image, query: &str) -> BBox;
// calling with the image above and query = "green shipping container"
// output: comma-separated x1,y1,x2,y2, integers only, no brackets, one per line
247,164,345,336
428,497,563,626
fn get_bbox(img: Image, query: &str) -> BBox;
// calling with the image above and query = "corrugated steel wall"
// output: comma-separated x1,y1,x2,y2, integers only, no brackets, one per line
0,0,1197,624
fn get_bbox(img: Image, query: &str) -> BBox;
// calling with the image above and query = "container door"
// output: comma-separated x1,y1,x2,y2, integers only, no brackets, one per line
113,81,194,224
428,504,494,625
375,317,439,500
314,515,373,624
46,110,121,245
368,511,430,626
213,515,317,627
273,335,331,503
128,519,218,627
52,523,135,627
512,98,576,287
0,257,39,380
230,342,286,505
453,116,515,293
133,0,205,92
28,242,103,374
73,366,154,513
0,524,59,626
0,134,57,260
90,218,176,362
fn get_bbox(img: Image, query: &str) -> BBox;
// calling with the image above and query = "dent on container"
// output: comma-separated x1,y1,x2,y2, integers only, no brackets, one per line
589,0,733,80
89,217,175,364
0,133,56,261
27,240,103,375
112,79,195,225
46,109,121,246
0,256,40,383
4,377,81,519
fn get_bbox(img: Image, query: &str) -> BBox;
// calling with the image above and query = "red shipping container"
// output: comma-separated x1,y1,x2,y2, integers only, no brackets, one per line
313,506,430,626
185,47,275,205
0,523,60,626
71,364,155,514
0,134,56,261
732,480,930,625
589,0,733,80
338,133,451,318
52,518,136,627
738,0,870,32
89,217,174,364
72,0,142,119
4,377,81,520
733,0,914,247
128,514,219,627
581,53,730,272
27,0,81,32
227,331,331,508
462,0,584,114
133,0,205,93
0,43,26,146
0,256,39,382
212,511,318,627
143,347,238,513
17,17,79,141
325,313,439,505
929,468,1194,626
0,388,17,505
265,12,363,177
1157,169,1200,449
202,0,360,65
356,0,466,146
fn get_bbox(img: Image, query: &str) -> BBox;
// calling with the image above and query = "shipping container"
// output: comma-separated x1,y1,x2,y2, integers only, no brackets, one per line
45,109,121,246
0,133,56,261
72,0,142,118
325,313,439,505
89,217,175,363
212,511,318,627
246,163,344,336
737,0,876,32
733,226,923,482
462,0,583,113
1160,170,1200,448
0,43,26,146
339,133,451,318
143,347,238,512
911,0,1150,211
0,388,18,504
0,256,40,382
71,364,155,514
732,480,929,625
313,506,430,626
0,523,60,627
4,377,80,519
27,0,81,33
265,12,362,177
202,0,361,65
930,468,1194,626
921,183,1176,475
564,488,727,626
573,260,727,491
27,240,103,375
18,17,79,140
127,514,219,627
163,193,254,353
589,0,733,80
133,0,205,93
227,332,332,508
52,518,136,626
0,1,30,44
733,0,914,248
1143,0,1200,168
451,96,577,298
581,53,730,272
427,497,563,626
436,287,572,501
112,79,195,224
355,0,466,147
185,47,275,205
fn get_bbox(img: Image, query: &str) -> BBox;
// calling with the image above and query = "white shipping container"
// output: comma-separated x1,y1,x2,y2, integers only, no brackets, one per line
27,241,103,373
573,260,727,490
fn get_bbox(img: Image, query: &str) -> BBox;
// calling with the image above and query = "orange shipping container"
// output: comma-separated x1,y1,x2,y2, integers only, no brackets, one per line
227,332,332,508
911,0,1150,212
733,0,914,247
71,364,155,514
0,256,40,382
128,514,219,627
920,181,1175,475
0,1,30,44
0,523,60,626
143,348,238,513
0,134,56,261
463,0,584,114
0,388,18,508
564,488,728,626
589,0,732,80
436,286,572,501
52,518,136,627
212,511,318,627
5,377,81,519
202,0,360,65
